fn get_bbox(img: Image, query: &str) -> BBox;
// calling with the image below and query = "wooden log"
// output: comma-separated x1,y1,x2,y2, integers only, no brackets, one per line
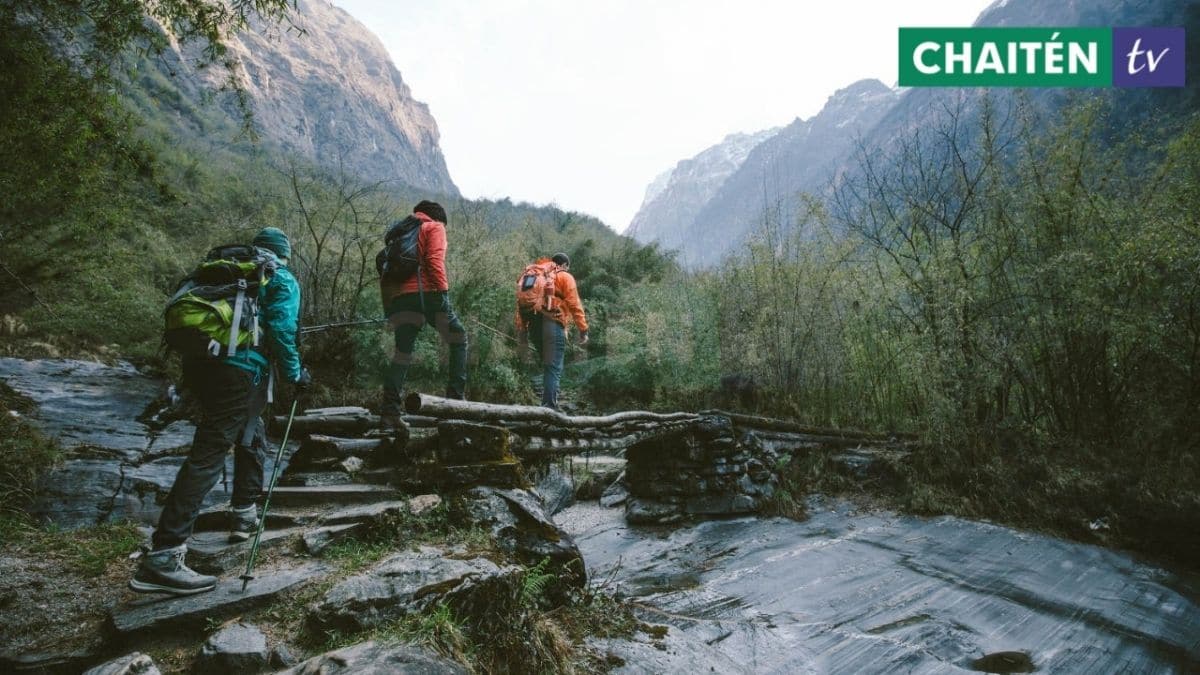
287,435,391,471
302,406,372,416
273,412,379,437
405,393,700,428
303,435,388,457
701,409,918,442
514,420,702,457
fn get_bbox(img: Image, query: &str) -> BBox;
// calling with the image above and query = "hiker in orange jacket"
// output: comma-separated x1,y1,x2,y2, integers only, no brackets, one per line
515,253,588,410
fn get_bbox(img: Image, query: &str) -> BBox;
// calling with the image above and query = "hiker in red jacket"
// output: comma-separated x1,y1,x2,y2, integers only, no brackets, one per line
379,201,468,426
515,253,588,410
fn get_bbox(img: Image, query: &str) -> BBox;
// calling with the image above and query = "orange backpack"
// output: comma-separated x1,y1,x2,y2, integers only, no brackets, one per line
516,261,559,318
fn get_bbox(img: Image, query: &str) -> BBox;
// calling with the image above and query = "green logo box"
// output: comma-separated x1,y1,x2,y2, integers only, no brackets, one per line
899,28,1113,87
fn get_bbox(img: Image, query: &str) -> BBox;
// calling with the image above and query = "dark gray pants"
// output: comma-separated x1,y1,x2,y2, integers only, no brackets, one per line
152,360,266,550
529,315,565,410
382,291,469,415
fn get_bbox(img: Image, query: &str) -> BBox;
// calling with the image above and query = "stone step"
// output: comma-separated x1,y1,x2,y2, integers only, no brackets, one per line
266,485,402,508
279,471,354,487
193,505,317,533
303,523,365,555
110,563,329,639
187,527,303,574
318,496,442,527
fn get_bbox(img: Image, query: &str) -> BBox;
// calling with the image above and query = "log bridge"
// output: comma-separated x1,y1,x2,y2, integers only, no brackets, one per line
273,395,915,523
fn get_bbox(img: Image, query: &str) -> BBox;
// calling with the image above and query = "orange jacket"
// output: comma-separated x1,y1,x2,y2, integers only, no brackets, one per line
380,212,449,303
515,259,588,334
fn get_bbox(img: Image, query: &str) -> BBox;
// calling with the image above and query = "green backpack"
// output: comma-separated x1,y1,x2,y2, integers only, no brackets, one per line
164,244,278,359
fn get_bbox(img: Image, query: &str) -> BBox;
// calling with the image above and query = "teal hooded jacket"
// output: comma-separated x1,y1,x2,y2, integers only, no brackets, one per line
223,248,302,383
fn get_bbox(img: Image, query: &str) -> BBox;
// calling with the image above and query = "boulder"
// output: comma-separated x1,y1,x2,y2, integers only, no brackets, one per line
599,481,629,508
83,652,161,675
270,645,299,669
279,640,467,674
574,464,625,500
464,487,586,593
195,622,269,674
307,547,521,633
625,497,685,525
534,463,575,515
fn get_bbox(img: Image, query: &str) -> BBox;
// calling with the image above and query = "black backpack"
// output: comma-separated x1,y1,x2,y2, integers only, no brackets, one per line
375,215,423,282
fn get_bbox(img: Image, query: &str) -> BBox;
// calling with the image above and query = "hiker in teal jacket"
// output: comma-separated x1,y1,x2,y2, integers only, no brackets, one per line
131,227,311,596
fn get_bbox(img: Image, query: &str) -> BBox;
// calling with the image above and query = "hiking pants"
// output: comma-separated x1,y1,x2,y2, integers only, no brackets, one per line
529,315,566,410
382,291,468,415
152,360,267,550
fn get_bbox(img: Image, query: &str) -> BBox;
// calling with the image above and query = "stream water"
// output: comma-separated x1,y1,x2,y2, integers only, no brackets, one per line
559,499,1200,674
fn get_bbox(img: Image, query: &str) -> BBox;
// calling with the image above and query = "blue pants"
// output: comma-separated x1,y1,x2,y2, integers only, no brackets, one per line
529,315,565,409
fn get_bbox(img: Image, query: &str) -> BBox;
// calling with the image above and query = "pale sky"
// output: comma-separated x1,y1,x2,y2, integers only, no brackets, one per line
333,0,993,232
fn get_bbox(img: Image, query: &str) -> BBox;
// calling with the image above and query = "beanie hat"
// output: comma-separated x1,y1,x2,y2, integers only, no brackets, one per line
252,227,292,259
551,252,570,267
413,200,448,225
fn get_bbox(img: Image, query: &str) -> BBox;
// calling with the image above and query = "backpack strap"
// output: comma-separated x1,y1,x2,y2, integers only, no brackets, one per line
228,278,247,356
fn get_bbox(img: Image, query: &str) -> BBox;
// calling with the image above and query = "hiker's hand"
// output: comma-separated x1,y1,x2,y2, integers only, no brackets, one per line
579,331,589,346
290,368,313,403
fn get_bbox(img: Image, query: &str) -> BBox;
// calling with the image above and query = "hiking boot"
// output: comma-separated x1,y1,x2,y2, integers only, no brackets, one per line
229,504,259,543
444,388,467,401
128,544,217,596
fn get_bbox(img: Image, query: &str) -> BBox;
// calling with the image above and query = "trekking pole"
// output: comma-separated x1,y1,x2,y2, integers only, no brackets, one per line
240,398,298,592
299,317,387,335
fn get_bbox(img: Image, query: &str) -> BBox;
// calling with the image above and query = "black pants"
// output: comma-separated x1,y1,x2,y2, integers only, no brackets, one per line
152,360,267,549
382,291,469,415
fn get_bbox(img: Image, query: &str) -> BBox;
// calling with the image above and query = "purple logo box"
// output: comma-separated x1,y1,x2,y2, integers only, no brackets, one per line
1113,27,1186,87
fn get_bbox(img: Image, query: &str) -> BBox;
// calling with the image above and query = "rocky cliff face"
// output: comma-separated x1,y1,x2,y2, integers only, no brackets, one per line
627,128,778,251
157,0,457,195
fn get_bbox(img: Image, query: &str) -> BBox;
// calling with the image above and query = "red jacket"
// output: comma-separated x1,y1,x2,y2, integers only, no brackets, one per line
380,212,450,302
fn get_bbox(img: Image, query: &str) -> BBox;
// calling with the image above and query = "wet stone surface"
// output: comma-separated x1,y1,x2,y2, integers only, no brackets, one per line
0,358,303,529
0,358,174,459
560,497,1200,674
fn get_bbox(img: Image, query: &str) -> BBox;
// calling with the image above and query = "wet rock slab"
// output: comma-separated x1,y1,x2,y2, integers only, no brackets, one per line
83,652,162,675
195,622,269,674
307,547,521,633
279,640,467,674
0,358,168,457
560,499,1200,673
111,563,328,638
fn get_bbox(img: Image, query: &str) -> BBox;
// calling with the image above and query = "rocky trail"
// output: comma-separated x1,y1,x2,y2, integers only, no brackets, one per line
1,357,1198,673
